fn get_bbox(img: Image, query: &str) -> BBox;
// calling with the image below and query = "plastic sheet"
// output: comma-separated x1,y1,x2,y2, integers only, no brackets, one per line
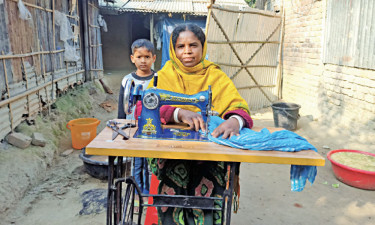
17,0,33,27
64,42,79,62
18,0,32,21
54,10,74,42
98,15,108,32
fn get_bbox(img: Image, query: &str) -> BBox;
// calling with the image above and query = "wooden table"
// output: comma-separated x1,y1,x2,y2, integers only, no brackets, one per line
86,119,325,225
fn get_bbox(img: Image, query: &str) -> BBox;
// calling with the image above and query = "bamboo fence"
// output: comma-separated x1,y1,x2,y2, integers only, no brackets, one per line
0,0,97,140
206,4,283,110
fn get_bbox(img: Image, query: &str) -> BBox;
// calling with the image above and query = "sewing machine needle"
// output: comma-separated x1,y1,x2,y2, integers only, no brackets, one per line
206,124,209,136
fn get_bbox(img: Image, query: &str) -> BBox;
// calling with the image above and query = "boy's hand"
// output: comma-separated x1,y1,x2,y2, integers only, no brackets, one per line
178,109,206,132
211,117,240,139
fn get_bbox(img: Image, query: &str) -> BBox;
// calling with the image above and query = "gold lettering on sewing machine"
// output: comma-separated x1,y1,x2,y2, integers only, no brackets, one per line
142,118,156,135
172,131,191,137
160,93,199,103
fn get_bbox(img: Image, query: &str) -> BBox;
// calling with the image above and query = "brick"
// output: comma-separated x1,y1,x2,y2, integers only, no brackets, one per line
341,88,354,97
360,69,375,80
354,77,370,86
370,87,375,95
365,79,375,88
332,99,341,106
354,92,365,101
6,132,32,149
61,149,74,157
364,94,375,104
31,132,46,147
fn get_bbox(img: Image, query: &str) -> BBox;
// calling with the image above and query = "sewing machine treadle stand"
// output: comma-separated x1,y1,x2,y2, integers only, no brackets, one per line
107,155,237,225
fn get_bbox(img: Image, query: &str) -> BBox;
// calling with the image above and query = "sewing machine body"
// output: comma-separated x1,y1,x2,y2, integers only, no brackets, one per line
123,78,212,141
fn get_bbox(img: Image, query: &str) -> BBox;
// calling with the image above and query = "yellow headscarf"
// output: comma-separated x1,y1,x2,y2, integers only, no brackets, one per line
149,33,250,117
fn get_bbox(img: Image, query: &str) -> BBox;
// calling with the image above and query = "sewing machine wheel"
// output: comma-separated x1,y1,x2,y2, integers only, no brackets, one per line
143,92,159,110
123,78,136,115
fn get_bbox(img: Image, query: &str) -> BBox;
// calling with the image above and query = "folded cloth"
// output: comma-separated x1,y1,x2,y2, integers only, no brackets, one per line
206,116,317,192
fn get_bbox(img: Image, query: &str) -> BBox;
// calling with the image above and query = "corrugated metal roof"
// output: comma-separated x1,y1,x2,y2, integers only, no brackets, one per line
99,0,248,15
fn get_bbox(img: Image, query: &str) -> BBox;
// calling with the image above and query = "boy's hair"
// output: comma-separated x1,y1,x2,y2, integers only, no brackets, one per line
131,39,155,55
171,23,205,49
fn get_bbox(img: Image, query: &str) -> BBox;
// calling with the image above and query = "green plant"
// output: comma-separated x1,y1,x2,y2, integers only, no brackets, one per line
245,0,256,7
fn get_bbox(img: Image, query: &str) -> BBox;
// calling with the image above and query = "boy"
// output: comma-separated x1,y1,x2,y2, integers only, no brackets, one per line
118,39,156,120
118,39,156,211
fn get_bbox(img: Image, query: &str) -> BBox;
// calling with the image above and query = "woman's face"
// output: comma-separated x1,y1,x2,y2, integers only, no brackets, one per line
175,30,203,67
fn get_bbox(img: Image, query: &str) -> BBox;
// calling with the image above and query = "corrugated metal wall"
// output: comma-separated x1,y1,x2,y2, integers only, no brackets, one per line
98,0,248,15
0,0,87,140
324,0,375,69
206,5,282,110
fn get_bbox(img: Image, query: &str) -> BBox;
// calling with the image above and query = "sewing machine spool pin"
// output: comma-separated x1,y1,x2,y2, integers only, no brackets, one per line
153,73,158,88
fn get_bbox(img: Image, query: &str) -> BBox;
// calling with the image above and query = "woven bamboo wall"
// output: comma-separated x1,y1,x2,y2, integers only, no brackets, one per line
0,0,86,140
206,5,282,110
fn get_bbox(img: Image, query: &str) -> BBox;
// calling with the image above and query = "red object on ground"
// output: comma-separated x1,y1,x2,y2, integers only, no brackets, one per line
327,149,375,190
144,174,160,225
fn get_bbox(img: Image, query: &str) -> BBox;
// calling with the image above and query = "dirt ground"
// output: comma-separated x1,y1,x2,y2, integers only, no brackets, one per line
1,70,375,225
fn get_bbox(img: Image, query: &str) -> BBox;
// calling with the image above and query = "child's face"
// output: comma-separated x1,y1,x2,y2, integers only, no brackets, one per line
175,30,203,67
130,47,156,75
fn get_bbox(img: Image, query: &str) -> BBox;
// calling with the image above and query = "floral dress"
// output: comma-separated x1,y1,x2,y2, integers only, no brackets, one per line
148,158,227,225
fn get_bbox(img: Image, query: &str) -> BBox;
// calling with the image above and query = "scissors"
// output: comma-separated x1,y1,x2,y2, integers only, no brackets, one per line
106,120,136,140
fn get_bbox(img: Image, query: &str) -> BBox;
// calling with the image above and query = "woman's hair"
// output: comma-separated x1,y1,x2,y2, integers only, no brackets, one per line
171,23,205,49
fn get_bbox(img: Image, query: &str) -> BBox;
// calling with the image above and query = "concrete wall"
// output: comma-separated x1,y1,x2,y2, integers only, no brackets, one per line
282,0,375,134
101,14,135,71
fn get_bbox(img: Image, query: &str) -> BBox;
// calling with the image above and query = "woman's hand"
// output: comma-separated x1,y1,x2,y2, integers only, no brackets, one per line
178,109,206,132
211,117,240,139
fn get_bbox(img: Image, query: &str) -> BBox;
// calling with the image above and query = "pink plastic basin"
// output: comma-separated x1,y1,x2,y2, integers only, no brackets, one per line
327,149,375,190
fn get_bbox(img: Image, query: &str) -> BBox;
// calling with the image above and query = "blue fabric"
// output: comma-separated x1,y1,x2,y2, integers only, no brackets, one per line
132,157,150,194
160,18,206,68
206,116,317,192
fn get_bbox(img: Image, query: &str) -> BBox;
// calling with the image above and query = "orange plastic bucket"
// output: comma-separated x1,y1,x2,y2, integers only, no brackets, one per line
66,118,100,150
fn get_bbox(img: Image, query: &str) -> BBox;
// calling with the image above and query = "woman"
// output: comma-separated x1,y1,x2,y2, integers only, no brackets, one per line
148,23,253,225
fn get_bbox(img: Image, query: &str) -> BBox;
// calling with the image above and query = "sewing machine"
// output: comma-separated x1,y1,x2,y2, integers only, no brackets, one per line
122,76,215,141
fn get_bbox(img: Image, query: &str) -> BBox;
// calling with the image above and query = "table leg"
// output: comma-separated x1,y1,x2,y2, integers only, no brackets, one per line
114,157,124,224
107,156,115,225
225,162,236,225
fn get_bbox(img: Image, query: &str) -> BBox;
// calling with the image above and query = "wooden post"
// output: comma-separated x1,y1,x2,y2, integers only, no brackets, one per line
87,3,101,80
31,47,42,113
76,0,82,84
205,0,214,37
82,0,91,81
40,45,51,114
1,51,14,130
150,13,154,70
276,8,285,99
66,56,69,90
51,0,56,102
20,55,31,118
60,53,63,70
52,0,55,50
